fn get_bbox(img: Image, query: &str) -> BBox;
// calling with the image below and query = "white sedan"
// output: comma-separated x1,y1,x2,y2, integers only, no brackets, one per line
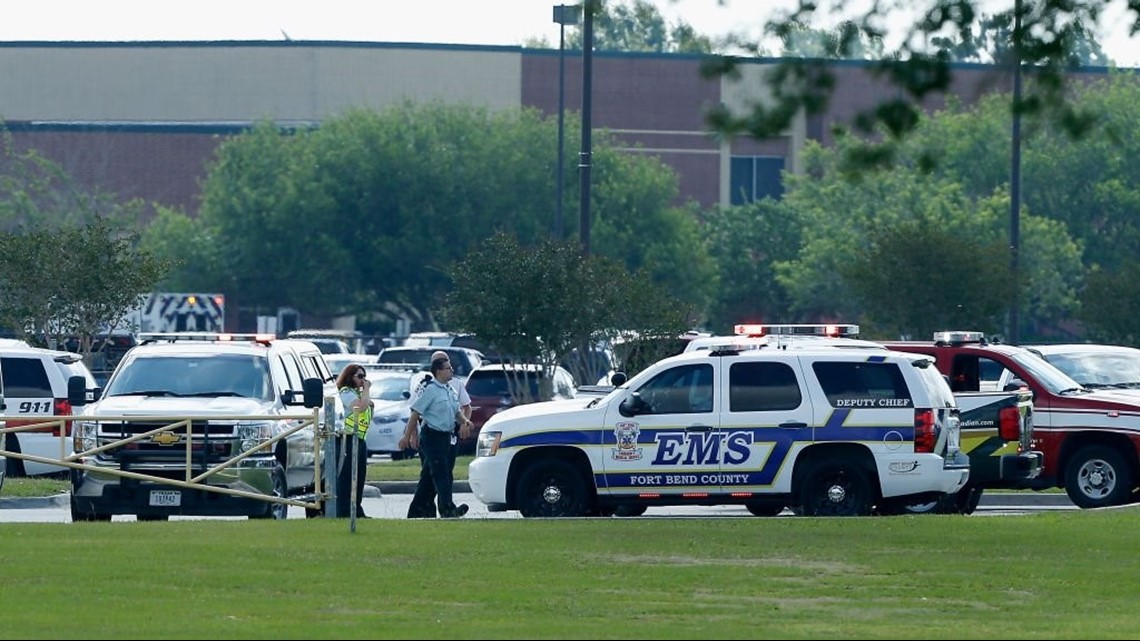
362,366,417,459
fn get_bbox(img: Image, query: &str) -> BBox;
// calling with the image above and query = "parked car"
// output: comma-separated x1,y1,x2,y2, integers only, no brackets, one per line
465,363,577,454
362,365,417,459
1,344,98,477
375,346,483,381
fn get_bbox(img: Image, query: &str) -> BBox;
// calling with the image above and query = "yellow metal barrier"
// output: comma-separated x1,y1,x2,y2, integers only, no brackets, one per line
0,408,329,513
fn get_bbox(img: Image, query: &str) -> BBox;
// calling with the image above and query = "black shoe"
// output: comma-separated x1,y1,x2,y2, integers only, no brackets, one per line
441,504,469,518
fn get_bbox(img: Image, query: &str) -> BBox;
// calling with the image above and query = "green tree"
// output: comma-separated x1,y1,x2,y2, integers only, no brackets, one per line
151,103,713,331
444,232,693,398
773,140,1083,337
931,11,1110,66
779,20,885,59
0,134,170,364
1079,261,1140,345
704,0,1124,170
842,220,1015,338
564,0,713,53
0,216,169,361
897,76,1140,276
700,198,802,333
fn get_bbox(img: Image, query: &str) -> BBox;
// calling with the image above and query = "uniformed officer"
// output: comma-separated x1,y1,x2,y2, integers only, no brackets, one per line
399,356,473,518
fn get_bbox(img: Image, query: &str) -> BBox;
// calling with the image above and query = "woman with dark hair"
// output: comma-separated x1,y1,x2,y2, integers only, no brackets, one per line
334,363,373,518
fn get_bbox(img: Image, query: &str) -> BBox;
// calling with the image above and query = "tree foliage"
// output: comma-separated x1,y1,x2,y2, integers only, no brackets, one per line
561,0,714,53
149,103,712,331
1079,260,1140,346
770,139,1083,339
0,133,170,364
842,220,1015,338
0,216,169,360
443,232,693,398
704,0,1120,170
700,198,802,333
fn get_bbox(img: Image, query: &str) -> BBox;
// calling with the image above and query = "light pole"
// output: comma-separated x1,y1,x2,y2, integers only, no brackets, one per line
552,4,580,239
579,0,595,255
1009,0,1023,344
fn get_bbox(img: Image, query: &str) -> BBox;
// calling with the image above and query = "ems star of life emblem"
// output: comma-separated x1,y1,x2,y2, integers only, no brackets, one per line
611,421,642,461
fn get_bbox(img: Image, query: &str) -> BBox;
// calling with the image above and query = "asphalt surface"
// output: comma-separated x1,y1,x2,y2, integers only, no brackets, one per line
0,481,1075,513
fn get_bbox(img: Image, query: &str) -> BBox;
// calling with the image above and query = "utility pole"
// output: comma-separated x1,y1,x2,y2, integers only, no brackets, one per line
1009,0,1023,344
578,0,595,255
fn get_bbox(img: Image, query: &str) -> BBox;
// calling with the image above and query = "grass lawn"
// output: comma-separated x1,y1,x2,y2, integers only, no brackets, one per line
1,509,1139,638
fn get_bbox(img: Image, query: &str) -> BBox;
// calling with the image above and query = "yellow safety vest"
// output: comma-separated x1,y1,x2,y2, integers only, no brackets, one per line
341,387,372,439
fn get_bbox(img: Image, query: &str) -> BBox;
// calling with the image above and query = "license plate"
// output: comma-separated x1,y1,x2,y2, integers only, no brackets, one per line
149,490,181,507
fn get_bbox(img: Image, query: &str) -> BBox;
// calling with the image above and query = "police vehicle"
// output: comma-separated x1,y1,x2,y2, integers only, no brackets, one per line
468,346,970,517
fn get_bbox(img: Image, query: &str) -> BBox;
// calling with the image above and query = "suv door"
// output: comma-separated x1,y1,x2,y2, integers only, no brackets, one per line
718,357,812,494
600,362,719,498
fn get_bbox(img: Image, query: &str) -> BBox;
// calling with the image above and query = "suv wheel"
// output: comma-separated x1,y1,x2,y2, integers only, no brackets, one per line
4,434,26,477
514,459,590,518
797,459,873,517
1066,445,1133,508
70,497,111,522
745,500,785,517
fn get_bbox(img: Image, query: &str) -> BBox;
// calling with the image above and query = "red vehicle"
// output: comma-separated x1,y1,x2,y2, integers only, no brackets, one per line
883,331,1140,508
464,363,577,455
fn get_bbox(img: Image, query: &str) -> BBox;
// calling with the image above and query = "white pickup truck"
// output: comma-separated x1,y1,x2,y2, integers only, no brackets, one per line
468,346,970,517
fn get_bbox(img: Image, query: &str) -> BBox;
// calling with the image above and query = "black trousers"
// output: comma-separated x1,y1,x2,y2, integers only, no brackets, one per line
406,428,460,518
334,435,368,518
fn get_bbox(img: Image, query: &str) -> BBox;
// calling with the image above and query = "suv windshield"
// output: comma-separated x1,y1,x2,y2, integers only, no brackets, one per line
106,353,273,400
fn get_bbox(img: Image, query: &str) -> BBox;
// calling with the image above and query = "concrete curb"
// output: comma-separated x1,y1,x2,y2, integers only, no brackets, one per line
0,493,69,509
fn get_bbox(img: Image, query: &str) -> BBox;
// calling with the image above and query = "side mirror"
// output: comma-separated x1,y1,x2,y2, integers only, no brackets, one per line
302,378,324,409
610,371,628,387
68,375,88,407
619,391,647,417
1004,379,1027,392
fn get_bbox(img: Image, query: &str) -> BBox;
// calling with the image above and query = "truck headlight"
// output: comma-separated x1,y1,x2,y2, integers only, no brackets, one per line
74,420,97,452
236,421,273,454
476,430,501,457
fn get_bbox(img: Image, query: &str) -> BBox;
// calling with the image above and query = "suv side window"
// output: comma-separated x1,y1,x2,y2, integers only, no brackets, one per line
276,352,305,393
635,363,713,414
1,356,52,397
813,361,912,407
729,361,801,412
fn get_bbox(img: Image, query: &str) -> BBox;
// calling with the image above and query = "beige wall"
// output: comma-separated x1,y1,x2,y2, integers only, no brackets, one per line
717,62,806,205
0,44,521,122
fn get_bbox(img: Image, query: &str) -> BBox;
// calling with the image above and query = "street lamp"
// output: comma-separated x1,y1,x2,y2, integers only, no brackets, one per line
552,4,581,239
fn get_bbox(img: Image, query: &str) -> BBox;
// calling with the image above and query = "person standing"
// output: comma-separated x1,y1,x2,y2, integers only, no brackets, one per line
335,364,373,518
403,350,472,518
398,356,473,518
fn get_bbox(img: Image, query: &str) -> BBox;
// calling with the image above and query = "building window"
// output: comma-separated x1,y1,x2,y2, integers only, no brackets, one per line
730,156,785,205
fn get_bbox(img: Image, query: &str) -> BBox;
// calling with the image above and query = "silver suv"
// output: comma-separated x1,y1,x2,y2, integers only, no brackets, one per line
68,333,328,521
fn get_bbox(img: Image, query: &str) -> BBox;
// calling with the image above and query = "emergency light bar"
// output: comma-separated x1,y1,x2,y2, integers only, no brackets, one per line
932,330,986,345
139,332,275,344
735,323,860,338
